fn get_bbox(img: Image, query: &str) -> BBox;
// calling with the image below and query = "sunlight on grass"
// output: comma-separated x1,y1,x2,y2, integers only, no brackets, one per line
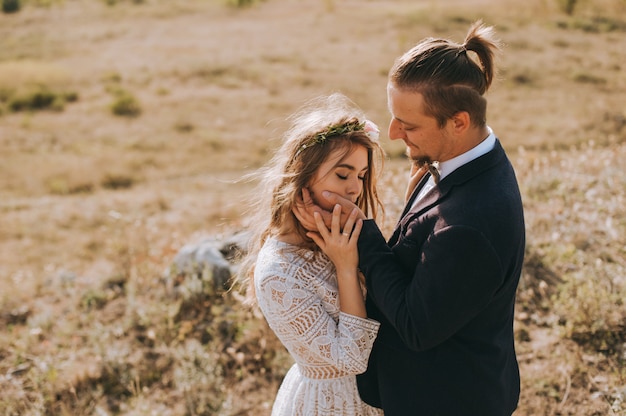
0,0,625,414
0,60,69,89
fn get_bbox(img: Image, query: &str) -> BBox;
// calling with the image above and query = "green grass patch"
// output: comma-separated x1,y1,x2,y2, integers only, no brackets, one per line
2,0,20,13
556,15,626,33
101,172,135,190
47,177,94,195
6,88,78,112
108,88,142,117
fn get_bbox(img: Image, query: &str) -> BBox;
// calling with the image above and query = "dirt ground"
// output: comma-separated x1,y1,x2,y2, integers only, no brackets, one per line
1,0,625,414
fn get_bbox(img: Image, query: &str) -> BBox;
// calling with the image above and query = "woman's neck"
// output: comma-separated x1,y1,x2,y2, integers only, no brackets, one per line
275,232,304,245
275,219,306,245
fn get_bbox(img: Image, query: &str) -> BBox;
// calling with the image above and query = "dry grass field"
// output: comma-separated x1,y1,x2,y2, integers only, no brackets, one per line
1,0,625,414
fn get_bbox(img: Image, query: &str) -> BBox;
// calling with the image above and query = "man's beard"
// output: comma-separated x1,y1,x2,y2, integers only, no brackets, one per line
408,150,432,168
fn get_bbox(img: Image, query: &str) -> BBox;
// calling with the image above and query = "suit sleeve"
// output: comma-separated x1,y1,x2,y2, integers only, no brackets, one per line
357,219,503,351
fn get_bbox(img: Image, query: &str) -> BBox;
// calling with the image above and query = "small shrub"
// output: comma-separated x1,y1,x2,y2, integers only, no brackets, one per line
553,263,626,355
103,0,145,5
63,91,78,102
226,0,256,7
174,120,194,133
9,90,53,111
511,72,535,86
173,339,225,414
557,16,626,33
110,89,141,117
557,0,578,15
47,178,94,195
7,89,78,112
101,173,134,190
571,71,606,85
2,0,20,13
81,289,109,310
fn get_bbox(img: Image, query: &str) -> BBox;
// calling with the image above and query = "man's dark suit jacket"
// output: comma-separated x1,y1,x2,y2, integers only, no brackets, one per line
356,139,525,416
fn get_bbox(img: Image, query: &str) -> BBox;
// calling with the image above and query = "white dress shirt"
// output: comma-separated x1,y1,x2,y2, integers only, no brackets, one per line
412,127,496,208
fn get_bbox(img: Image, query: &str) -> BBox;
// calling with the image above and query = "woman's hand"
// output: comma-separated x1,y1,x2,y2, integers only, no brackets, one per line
293,188,364,231
308,204,366,317
307,204,362,270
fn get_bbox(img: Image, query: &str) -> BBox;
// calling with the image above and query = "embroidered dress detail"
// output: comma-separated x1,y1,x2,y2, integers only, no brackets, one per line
255,237,383,416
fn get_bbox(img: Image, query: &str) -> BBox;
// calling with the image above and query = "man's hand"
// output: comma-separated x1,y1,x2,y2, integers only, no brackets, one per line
292,188,365,232
292,188,327,231
320,191,365,225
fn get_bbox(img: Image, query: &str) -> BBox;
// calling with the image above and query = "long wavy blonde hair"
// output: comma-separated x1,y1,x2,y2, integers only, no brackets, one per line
237,93,385,304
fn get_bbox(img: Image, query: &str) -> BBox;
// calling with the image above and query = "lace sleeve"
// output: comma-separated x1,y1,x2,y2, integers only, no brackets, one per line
256,262,380,378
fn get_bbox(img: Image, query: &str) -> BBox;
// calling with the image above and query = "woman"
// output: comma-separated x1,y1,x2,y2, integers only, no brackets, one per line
239,93,385,415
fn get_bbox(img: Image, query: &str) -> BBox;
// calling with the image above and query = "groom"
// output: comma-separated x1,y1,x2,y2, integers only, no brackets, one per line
297,21,525,415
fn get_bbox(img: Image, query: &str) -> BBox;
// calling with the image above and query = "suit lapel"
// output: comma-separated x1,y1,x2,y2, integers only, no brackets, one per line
401,173,431,218
400,178,445,226
387,139,508,245
389,173,439,245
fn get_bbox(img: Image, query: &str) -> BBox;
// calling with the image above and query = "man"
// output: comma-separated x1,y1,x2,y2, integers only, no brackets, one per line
298,20,525,415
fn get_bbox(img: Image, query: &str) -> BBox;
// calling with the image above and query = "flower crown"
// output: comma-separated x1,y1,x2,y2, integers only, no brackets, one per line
295,119,380,157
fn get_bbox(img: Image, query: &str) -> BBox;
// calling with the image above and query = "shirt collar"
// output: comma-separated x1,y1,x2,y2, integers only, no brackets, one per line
438,126,496,181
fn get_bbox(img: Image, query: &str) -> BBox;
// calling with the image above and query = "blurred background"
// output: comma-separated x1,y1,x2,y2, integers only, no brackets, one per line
1,0,625,414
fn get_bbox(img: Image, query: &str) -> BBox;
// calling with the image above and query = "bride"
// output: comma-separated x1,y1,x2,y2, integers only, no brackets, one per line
239,93,385,415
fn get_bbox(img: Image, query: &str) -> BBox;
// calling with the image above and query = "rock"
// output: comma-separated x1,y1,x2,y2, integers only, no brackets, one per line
169,231,251,292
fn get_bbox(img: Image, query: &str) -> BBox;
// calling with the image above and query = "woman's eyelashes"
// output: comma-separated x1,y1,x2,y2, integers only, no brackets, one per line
336,172,366,181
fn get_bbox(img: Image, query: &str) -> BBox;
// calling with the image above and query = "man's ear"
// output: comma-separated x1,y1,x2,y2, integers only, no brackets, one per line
451,111,471,133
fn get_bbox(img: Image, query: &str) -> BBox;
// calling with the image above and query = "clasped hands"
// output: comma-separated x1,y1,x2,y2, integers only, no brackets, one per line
293,189,365,287
293,159,429,236
293,188,366,237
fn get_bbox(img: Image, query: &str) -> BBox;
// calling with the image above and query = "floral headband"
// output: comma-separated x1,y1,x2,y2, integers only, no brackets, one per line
295,119,380,157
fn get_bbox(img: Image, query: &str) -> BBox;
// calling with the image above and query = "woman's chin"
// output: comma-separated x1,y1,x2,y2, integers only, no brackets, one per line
310,196,334,212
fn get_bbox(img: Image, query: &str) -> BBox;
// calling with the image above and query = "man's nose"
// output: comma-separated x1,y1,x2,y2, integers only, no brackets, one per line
388,119,405,141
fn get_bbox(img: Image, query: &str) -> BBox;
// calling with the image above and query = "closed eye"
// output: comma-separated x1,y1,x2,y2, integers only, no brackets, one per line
336,174,366,181
336,164,368,181
336,173,365,181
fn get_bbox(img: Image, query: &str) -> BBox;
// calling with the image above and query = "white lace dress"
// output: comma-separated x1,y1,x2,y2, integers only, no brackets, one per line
255,237,384,416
